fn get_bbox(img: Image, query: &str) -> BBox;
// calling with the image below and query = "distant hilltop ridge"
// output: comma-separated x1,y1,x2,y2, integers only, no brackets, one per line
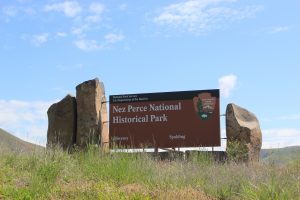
0,128,44,153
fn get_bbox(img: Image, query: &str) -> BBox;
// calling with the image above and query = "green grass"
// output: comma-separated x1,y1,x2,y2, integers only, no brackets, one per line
0,146,300,200
261,146,300,166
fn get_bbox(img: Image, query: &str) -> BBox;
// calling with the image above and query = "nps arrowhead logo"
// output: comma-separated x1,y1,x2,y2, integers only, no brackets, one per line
193,93,216,120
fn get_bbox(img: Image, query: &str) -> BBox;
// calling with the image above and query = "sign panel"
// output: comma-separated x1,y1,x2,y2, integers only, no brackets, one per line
109,89,220,148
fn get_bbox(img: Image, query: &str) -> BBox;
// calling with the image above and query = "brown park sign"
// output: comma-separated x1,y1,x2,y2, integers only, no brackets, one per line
109,89,220,148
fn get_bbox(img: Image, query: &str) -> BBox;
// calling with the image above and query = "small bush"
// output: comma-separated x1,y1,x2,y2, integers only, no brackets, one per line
227,140,248,162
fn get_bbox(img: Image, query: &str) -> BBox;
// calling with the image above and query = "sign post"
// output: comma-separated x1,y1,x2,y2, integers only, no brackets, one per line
109,89,220,149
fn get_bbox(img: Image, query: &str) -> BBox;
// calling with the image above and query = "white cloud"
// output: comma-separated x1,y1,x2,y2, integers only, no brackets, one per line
56,32,67,37
2,6,18,17
44,1,82,17
26,125,48,137
70,3,105,35
85,15,102,23
271,26,290,34
218,74,237,98
0,100,52,126
71,24,89,36
153,0,263,34
104,33,125,44
73,39,103,51
2,6,36,17
279,114,300,121
0,99,55,146
40,1,122,51
89,2,105,14
31,33,49,46
23,7,36,15
262,128,300,148
264,128,300,138
262,114,300,122
84,3,105,23
119,4,128,11
73,34,125,51
221,127,300,149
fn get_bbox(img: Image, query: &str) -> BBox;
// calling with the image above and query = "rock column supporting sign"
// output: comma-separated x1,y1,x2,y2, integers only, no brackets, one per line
99,82,109,151
47,94,77,150
226,103,262,163
76,78,101,148
47,78,109,151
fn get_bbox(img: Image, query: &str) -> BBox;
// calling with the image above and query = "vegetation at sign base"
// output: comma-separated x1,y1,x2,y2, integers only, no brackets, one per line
0,145,299,200
226,140,249,162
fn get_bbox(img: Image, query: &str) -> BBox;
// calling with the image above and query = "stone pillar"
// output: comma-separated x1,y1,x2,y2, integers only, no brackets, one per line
99,82,109,152
76,78,108,149
47,94,77,150
226,103,262,163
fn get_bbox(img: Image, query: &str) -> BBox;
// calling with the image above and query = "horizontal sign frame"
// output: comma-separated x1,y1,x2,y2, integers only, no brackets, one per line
109,89,220,149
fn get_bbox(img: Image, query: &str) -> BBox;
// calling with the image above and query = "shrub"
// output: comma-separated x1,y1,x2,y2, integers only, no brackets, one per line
226,140,248,163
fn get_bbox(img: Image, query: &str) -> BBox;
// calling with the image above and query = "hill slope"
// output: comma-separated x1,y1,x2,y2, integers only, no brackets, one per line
261,146,300,165
0,128,44,153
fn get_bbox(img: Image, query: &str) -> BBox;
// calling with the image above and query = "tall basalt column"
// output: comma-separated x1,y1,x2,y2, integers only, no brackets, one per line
47,94,77,150
76,78,104,148
226,103,262,163
99,82,109,151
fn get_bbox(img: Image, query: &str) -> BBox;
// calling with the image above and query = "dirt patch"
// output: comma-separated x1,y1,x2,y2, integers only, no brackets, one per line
155,187,217,200
119,183,146,194
58,179,96,192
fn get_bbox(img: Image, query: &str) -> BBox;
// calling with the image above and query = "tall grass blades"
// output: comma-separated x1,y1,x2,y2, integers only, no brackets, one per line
0,146,299,199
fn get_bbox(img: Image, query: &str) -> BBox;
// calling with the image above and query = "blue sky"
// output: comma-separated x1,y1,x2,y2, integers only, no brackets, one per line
0,0,299,149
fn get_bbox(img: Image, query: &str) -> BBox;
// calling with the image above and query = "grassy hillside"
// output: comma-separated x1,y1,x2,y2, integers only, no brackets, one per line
0,128,44,154
261,146,300,165
0,146,299,200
